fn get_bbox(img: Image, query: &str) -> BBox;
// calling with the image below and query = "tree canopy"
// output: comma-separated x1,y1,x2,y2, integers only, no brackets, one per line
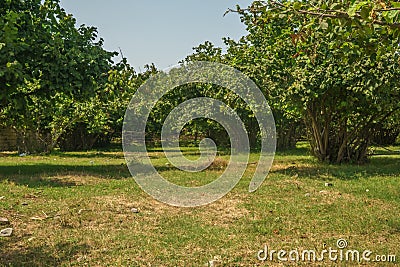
1,0,124,152
1,0,399,163
214,0,400,163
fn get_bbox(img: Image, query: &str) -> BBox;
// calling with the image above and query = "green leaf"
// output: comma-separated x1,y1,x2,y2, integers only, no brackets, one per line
348,1,369,17
348,6,358,17
355,1,369,10
360,7,371,19
391,1,400,8
293,2,302,11
383,10,400,23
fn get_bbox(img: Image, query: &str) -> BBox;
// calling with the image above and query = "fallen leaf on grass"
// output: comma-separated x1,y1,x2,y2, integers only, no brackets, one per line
131,208,140,213
30,211,50,221
0,228,13,237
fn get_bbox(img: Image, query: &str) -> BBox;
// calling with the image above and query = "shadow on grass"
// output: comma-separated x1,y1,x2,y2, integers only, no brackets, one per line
147,147,232,156
54,151,125,159
0,163,131,187
1,146,398,188
0,150,124,159
0,239,90,267
272,156,400,181
275,145,311,157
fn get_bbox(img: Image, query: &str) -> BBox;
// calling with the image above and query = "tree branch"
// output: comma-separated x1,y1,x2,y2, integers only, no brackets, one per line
375,8,400,12
229,1,400,29
296,9,400,29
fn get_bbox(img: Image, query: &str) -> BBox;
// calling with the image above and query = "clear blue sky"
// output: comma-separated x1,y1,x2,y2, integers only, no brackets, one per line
59,0,253,71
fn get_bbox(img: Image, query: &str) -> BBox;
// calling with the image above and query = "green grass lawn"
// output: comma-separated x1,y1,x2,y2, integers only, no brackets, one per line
0,144,399,266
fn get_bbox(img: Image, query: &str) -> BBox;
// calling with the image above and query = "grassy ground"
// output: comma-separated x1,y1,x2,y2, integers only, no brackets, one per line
0,144,399,266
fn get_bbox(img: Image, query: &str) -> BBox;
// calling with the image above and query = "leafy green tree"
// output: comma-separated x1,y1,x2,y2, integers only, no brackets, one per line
58,60,156,151
222,32,303,150
185,37,303,150
229,0,400,163
0,0,116,152
181,43,263,149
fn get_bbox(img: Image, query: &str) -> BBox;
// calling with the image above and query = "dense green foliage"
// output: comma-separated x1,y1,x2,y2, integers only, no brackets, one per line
1,0,399,164
0,0,115,152
189,0,400,163
248,0,400,163
0,0,151,153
